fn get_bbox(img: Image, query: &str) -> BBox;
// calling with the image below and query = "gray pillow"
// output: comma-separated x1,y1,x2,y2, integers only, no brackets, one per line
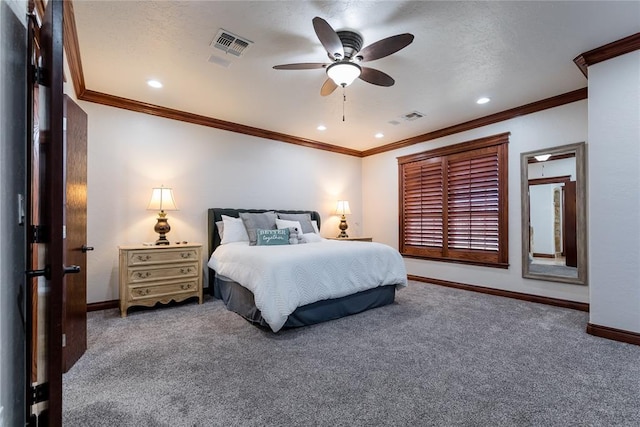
277,212,315,234
240,212,277,245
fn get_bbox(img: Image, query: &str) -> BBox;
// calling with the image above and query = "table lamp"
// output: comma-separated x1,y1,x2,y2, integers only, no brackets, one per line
335,200,351,238
147,185,178,245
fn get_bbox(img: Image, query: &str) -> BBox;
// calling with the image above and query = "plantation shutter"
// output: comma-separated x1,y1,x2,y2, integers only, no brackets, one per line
447,147,499,254
401,157,443,257
398,132,508,267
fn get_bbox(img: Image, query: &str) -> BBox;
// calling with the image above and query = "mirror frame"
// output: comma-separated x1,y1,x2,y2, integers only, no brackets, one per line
521,142,587,285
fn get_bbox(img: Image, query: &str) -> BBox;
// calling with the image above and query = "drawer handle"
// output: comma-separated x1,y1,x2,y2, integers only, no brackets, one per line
136,255,152,262
135,288,151,296
135,272,151,279
180,252,192,259
180,283,192,290
179,267,193,275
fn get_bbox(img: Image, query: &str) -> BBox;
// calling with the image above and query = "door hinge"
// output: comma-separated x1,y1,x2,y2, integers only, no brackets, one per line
62,334,66,348
32,65,45,85
30,225,46,244
29,383,49,405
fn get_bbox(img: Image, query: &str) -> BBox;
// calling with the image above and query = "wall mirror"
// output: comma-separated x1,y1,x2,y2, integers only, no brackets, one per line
521,142,587,285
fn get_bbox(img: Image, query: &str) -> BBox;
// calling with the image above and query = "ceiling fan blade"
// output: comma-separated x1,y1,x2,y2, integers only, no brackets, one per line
312,17,344,60
357,33,414,62
320,78,338,96
273,63,328,70
359,67,395,87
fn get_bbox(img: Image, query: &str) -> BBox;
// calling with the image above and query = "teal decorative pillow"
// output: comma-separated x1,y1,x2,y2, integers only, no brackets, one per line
256,228,290,246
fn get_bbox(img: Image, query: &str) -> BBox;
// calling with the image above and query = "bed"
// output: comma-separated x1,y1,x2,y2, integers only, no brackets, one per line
207,208,407,332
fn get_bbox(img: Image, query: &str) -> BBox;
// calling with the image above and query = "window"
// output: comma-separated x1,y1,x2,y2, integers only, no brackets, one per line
398,132,509,267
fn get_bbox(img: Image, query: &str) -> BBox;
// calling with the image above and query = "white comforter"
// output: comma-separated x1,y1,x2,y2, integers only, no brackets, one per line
208,240,407,332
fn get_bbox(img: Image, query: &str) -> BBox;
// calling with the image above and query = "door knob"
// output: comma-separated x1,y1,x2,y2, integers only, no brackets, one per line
81,245,94,253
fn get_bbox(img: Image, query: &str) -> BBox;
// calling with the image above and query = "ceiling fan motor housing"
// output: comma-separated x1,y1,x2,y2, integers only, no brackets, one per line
336,31,363,59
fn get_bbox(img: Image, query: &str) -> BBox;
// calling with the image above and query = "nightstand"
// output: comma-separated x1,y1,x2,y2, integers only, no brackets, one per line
118,243,203,317
327,236,373,242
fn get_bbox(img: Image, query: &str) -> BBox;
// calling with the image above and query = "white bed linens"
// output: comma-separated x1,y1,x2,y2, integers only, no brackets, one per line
208,240,407,332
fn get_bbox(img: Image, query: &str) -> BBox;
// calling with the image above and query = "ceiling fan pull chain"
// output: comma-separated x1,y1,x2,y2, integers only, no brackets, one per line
342,86,346,122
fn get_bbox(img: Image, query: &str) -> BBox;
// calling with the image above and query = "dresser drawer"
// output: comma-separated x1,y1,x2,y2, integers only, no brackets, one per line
119,243,203,317
127,262,199,283
128,279,199,301
127,248,199,266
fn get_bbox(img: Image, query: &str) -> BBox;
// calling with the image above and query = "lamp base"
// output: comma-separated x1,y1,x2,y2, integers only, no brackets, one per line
337,215,349,238
155,235,170,245
154,213,171,245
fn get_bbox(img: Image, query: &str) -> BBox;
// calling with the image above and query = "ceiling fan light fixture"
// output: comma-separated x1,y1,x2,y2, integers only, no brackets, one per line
327,62,361,87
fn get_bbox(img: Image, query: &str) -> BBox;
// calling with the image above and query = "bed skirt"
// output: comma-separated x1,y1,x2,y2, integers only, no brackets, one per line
215,275,396,330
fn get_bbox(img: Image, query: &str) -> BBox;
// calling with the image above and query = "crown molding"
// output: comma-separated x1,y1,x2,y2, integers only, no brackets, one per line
574,32,640,78
362,88,587,157
63,0,85,98
79,89,363,157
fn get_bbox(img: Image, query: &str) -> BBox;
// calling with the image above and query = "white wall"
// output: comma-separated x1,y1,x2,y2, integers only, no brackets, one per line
362,101,589,303
588,51,640,333
80,102,363,303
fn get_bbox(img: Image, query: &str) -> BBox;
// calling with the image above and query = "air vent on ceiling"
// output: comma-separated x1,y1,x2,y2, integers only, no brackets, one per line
401,111,425,121
388,120,401,126
211,29,253,57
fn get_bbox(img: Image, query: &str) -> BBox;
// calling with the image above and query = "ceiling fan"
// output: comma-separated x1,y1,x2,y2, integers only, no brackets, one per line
273,17,414,96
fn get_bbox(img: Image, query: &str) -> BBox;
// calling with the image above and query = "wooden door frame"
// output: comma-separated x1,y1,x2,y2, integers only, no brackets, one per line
30,0,65,424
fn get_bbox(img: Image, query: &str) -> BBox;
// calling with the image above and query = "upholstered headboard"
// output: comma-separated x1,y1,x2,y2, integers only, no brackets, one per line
207,208,321,292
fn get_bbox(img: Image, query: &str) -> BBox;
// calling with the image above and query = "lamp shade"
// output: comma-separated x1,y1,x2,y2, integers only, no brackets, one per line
335,200,351,216
147,186,178,212
327,62,361,87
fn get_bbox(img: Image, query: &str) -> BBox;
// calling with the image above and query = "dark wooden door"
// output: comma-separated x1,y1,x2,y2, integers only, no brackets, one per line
563,181,578,267
26,0,65,424
62,95,88,372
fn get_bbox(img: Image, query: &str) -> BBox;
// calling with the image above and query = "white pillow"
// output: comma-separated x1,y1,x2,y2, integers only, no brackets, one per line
220,215,249,244
301,232,323,243
276,218,303,233
311,220,320,234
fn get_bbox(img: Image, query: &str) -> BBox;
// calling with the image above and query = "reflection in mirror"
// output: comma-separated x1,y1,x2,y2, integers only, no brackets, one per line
521,142,587,285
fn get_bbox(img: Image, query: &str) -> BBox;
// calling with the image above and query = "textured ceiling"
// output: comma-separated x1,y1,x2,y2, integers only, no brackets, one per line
73,1,640,151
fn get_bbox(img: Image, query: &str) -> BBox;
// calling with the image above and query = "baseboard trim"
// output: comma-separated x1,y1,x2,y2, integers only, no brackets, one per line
87,300,118,312
408,274,589,312
586,323,640,346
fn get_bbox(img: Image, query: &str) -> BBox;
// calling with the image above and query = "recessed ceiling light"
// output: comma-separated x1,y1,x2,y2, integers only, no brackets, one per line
317,125,327,131
147,79,163,88
374,133,384,138
476,97,490,105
